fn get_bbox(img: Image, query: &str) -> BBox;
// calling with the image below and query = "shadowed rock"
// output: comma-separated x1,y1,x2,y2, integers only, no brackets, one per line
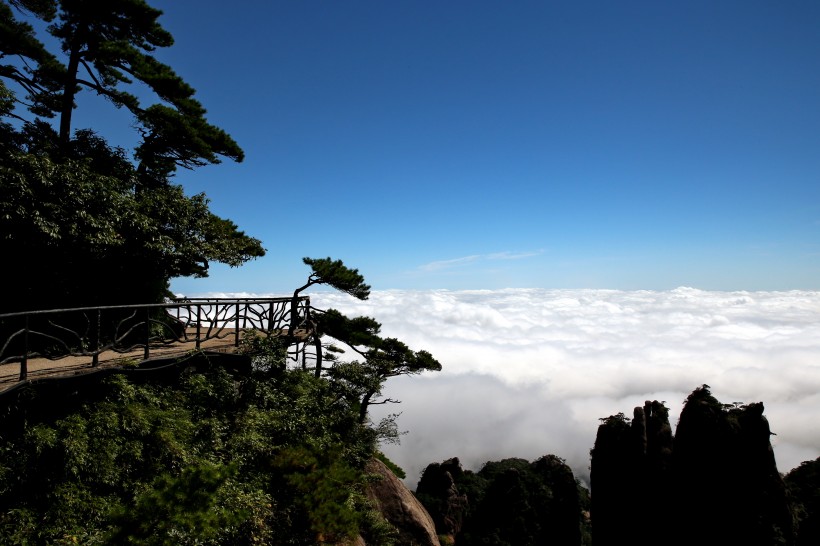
673,388,793,546
592,386,795,546
417,455,586,545
786,457,820,546
415,457,468,541
591,403,673,546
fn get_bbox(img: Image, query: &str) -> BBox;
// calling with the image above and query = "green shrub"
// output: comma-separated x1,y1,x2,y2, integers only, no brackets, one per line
376,451,407,479
0,349,384,544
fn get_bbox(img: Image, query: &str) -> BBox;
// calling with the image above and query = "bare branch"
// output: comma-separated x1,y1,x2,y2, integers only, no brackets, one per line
79,59,103,89
369,398,401,406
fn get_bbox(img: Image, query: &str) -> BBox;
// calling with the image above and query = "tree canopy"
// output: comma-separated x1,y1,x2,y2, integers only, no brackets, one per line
292,257,441,424
296,257,371,300
0,0,264,311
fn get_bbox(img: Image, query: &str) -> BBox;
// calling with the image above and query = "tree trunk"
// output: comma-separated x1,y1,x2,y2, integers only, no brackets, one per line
359,390,376,423
59,42,82,149
289,281,312,336
313,332,323,378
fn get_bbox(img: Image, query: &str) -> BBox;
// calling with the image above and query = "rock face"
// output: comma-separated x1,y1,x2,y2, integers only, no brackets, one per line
417,455,587,545
590,400,673,546
591,385,795,546
672,389,793,546
785,457,820,546
414,457,469,541
364,458,441,546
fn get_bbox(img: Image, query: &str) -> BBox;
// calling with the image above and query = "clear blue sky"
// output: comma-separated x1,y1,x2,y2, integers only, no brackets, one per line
69,1,820,293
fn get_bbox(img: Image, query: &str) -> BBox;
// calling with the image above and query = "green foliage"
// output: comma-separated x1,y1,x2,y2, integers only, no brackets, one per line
351,488,400,546
239,332,288,373
0,0,264,311
326,341,442,423
274,445,361,542
598,412,631,425
375,451,406,479
684,383,717,405
4,0,243,172
299,257,371,300
370,412,406,446
294,257,442,425
107,462,243,545
0,346,398,544
0,145,264,310
317,308,382,349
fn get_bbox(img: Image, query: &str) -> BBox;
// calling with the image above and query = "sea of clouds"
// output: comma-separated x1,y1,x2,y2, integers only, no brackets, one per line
205,288,820,488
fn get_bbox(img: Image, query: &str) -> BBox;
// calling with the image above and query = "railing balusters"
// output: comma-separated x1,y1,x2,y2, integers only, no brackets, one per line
196,305,201,350
0,297,311,382
235,302,240,347
19,315,29,381
92,309,100,367
143,307,151,360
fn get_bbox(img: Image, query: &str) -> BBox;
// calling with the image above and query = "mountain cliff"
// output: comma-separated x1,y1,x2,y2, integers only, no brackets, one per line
591,385,794,546
415,455,591,545
364,458,441,546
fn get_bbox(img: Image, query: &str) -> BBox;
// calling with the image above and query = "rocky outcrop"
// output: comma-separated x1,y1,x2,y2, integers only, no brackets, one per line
364,458,441,546
417,455,587,545
590,400,673,546
414,457,468,541
591,386,795,546
785,457,820,546
672,388,793,546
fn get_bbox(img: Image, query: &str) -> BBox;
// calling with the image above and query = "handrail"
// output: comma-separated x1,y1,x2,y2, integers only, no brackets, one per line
0,297,312,381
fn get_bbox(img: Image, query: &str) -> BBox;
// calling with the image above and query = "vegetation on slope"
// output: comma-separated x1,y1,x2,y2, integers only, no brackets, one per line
0,339,403,545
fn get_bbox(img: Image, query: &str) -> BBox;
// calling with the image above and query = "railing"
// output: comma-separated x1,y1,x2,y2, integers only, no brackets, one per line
0,297,311,381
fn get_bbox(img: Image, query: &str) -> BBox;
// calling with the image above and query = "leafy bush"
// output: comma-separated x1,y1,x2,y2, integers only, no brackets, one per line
0,347,392,544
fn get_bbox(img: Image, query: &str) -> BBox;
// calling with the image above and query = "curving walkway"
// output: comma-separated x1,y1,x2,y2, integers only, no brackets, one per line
0,327,315,391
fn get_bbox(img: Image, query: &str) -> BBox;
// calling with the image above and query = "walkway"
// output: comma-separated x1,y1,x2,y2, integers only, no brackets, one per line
0,298,314,389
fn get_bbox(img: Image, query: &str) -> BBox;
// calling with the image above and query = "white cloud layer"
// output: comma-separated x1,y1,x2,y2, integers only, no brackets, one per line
312,287,820,487
200,288,820,488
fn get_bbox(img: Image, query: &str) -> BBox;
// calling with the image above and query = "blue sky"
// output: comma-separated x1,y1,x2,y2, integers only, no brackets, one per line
15,1,820,479
57,1,820,293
